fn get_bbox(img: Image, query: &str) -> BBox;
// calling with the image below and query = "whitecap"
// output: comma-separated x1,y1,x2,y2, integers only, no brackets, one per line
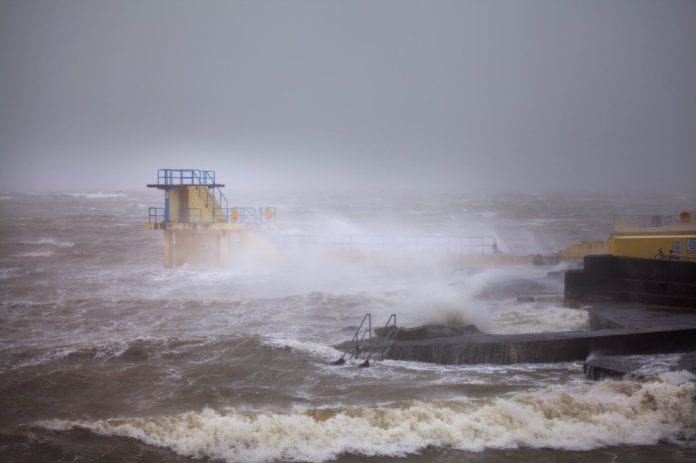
15,251,54,257
22,238,75,248
0,267,19,279
38,373,696,463
261,336,343,361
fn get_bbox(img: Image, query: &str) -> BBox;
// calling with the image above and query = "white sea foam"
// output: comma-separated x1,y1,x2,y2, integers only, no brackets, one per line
489,303,589,334
22,238,75,248
15,251,55,257
11,346,81,370
39,374,696,463
0,267,19,279
261,336,344,361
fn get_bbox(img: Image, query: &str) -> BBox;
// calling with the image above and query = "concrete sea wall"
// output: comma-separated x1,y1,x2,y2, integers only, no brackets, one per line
565,255,696,308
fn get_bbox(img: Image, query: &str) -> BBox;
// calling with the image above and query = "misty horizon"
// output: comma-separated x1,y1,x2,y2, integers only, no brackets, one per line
1,1,695,195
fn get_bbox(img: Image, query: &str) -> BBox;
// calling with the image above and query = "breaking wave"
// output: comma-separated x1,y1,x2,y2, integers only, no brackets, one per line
15,250,55,257
21,238,75,248
261,336,344,361
490,303,589,334
39,373,696,463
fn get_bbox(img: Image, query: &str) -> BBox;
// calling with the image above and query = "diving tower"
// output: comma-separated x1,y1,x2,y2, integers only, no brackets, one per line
145,168,276,267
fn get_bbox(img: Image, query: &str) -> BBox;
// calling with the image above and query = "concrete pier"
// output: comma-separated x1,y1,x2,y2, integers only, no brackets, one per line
336,255,696,366
336,303,696,365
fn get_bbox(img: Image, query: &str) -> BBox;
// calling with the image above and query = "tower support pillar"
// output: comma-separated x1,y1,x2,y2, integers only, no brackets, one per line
164,229,174,268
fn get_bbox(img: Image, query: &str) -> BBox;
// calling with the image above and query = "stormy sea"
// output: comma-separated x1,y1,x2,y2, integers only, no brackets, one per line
1,190,695,463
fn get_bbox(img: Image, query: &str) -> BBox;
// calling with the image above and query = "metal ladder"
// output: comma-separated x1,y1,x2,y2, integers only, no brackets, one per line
367,313,397,363
333,313,397,367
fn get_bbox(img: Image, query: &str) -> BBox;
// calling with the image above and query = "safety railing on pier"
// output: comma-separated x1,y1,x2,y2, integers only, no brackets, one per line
278,234,499,255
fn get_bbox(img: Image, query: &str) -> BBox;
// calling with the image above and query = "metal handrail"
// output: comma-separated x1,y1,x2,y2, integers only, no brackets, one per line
368,314,397,361
199,183,228,210
348,313,372,360
336,313,397,365
148,207,166,224
215,187,228,210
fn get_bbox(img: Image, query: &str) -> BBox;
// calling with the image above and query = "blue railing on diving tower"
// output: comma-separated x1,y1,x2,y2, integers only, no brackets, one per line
156,168,217,186
154,168,229,213
147,168,277,226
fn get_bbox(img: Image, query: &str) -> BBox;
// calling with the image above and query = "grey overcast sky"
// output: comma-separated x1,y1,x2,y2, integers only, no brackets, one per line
0,0,695,193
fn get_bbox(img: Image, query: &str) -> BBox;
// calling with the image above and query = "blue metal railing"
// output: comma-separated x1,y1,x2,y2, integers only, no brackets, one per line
148,169,277,226
148,205,277,225
148,207,166,224
156,169,217,186
155,169,229,211
316,234,500,254
205,184,228,210
223,207,277,224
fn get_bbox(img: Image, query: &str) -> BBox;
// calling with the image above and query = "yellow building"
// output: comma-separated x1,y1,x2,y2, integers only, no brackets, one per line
607,211,696,260
555,211,696,262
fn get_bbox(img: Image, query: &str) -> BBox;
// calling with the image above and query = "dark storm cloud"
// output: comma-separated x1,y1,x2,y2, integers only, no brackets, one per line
1,0,694,192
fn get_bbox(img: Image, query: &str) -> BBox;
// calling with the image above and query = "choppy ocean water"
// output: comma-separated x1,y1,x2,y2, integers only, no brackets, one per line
1,190,695,462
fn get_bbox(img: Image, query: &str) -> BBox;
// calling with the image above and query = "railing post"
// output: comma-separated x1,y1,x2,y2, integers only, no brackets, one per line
164,190,170,223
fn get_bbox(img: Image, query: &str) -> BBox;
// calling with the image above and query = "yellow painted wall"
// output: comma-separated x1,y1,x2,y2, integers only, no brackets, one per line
607,234,696,259
170,230,231,266
168,186,223,223
167,188,183,222
557,241,607,259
